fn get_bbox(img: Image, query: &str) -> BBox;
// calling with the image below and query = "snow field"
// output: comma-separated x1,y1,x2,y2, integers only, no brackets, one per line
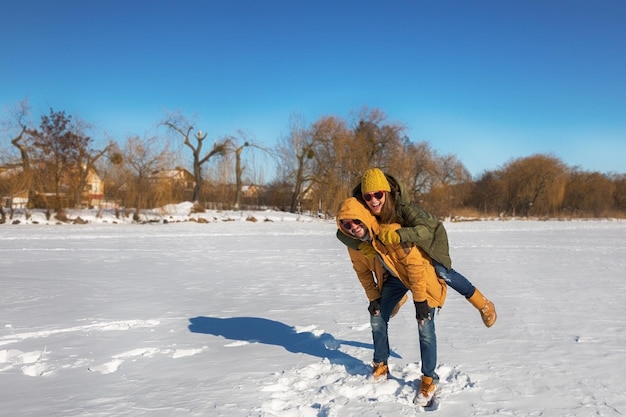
1,212,625,416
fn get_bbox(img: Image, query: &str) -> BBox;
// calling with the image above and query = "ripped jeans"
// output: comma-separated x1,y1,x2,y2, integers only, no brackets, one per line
370,275,439,380
433,261,476,299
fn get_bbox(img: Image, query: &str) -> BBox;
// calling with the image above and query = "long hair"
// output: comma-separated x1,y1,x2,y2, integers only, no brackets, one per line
377,191,400,224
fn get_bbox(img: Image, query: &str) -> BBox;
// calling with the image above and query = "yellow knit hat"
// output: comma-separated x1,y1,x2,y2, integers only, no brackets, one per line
361,168,391,194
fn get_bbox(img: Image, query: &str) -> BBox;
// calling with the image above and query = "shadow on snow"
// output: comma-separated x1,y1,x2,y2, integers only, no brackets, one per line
188,316,401,375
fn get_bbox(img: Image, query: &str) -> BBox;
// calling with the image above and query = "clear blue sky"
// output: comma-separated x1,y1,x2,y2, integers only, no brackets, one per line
2,0,625,178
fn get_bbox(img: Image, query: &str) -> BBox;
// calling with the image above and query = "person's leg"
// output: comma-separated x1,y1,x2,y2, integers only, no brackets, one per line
433,261,497,327
417,307,439,382
433,261,475,298
370,313,389,364
379,276,409,321
370,275,408,364
414,308,440,406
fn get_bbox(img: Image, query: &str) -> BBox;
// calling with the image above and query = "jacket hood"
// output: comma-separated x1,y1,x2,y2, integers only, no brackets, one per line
337,197,379,238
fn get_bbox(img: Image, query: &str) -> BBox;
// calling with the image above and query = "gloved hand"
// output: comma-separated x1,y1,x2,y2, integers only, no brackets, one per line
368,298,381,316
358,241,377,259
379,227,401,245
414,300,431,321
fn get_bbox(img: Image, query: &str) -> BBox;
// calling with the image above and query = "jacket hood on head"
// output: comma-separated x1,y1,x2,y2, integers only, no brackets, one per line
337,197,378,237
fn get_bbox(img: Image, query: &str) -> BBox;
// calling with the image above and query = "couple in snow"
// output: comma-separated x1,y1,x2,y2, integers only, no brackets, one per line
335,168,497,406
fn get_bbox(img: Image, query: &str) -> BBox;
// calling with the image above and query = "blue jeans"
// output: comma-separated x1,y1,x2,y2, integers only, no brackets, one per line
370,275,439,380
433,261,476,299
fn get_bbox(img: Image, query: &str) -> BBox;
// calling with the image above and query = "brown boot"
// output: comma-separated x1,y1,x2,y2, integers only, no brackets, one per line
413,375,436,406
371,362,388,381
468,288,497,327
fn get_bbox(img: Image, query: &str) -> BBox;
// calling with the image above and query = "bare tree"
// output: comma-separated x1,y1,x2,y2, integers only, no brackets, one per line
612,174,626,213
28,109,94,214
72,142,112,208
275,114,318,213
433,154,471,187
61,117,113,208
121,135,172,221
501,154,568,217
349,107,405,170
308,115,354,214
423,153,472,216
221,132,252,210
96,143,128,212
563,170,615,217
467,170,506,216
161,113,226,203
2,102,109,214
4,99,34,213
297,109,407,216
392,139,437,199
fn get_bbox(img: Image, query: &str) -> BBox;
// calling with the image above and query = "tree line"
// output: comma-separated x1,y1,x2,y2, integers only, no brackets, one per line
1,100,624,220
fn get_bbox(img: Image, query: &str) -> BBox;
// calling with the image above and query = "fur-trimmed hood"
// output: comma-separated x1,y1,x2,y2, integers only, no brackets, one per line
336,197,380,239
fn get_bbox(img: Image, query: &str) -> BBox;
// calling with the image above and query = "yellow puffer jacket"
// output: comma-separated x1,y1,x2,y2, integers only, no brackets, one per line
337,197,447,308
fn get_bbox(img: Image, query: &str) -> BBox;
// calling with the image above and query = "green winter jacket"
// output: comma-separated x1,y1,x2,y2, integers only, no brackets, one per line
336,172,453,269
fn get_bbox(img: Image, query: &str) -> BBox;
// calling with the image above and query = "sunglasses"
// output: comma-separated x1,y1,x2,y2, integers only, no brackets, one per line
363,191,385,202
340,219,363,230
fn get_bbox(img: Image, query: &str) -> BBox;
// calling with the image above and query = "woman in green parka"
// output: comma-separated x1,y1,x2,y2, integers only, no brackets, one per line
336,167,497,327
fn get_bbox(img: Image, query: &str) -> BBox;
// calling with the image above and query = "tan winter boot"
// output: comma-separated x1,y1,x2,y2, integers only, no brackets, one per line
468,288,497,328
371,362,389,381
413,375,436,406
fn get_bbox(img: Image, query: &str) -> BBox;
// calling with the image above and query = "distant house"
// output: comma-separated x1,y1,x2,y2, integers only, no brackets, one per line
0,164,105,209
301,186,316,202
84,168,105,208
0,165,28,209
1,190,28,209
150,168,196,188
0,164,22,178
241,184,261,198
148,168,196,202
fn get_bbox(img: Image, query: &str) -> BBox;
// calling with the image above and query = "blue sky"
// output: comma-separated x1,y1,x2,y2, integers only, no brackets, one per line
2,0,625,178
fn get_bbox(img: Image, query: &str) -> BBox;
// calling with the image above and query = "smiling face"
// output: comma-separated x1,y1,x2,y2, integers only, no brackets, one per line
340,218,367,239
362,191,386,215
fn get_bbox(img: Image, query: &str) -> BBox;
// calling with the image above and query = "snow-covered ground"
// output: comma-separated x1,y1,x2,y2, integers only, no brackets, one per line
1,206,625,416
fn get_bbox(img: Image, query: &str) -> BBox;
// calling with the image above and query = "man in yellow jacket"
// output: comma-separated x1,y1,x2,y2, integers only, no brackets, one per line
337,197,447,407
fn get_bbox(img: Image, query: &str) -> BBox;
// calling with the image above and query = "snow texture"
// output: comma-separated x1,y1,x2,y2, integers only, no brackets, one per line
1,204,625,416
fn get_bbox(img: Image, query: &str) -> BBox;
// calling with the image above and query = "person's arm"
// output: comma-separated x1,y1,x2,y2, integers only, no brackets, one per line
348,248,381,301
394,203,441,244
337,228,377,258
336,228,361,250
378,205,453,269
400,246,434,321
403,250,429,303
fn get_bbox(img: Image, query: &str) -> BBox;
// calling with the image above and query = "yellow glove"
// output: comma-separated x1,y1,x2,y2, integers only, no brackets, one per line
358,241,377,259
379,227,401,245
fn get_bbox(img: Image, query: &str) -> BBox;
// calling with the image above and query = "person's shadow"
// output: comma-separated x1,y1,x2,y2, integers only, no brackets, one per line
188,316,401,376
